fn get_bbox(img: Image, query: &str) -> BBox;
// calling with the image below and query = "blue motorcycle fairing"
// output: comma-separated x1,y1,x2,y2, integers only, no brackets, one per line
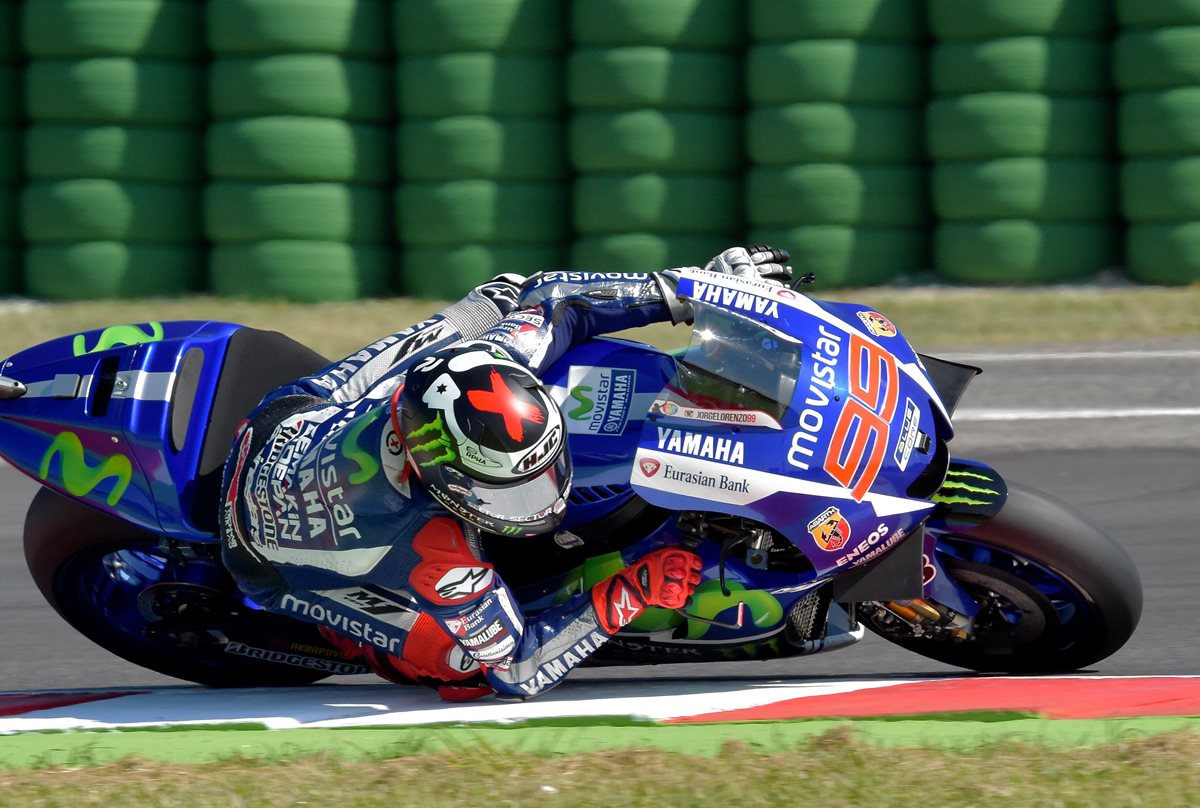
631,271,947,578
540,336,678,531
0,320,249,540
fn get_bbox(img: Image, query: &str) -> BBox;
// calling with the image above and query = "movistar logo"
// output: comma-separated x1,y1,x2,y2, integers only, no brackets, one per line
341,408,383,484
73,322,164,357
568,386,594,419
932,468,1002,506
407,412,456,468
39,431,133,505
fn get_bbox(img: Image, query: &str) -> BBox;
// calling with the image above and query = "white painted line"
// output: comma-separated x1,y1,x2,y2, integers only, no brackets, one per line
956,407,1200,422
939,349,1200,362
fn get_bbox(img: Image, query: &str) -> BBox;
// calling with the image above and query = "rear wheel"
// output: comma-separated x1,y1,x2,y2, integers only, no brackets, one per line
24,487,346,686
863,483,1142,672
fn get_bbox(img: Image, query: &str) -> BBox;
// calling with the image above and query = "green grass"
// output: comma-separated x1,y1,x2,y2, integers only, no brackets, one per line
0,728,1196,807
2,283,1199,361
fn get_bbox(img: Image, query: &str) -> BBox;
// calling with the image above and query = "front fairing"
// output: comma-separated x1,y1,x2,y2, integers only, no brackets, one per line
631,270,952,577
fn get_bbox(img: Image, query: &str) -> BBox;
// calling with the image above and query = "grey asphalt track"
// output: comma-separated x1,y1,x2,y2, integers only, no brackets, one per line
1,344,1197,691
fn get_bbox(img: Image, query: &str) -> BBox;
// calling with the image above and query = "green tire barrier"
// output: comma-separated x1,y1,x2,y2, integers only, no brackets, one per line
400,245,557,298
25,124,200,182
570,110,740,173
571,233,731,274
209,56,391,121
397,180,567,246
747,164,926,227
21,179,198,243
210,241,390,301
208,117,390,183
1121,157,1200,221
25,242,201,298
0,128,17,183
22,0,202,58
936,221,1114,283
748,0,922,42
399,54,562,118
574,174,740,234
929,0,1108,39
747,41,922,105
1115,28,1200,92
1117,0,1200,28
927,93,1110,160
205,182,388,242
747,103,921,165
568,48,739,110
0,190,14,241
932,37,1109,95
0,5,16,61
0,246,16,293
570,0,742,49
934,159,1114,222
24,58,202,125
749,225,923,287
394,0,562,55
399,117,564,181
207,0,388,56
1120,88,1200,156
0,66,16,123
1126,222,1200,283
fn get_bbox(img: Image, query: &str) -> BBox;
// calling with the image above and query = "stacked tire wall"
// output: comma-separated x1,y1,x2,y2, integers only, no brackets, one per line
568,0,742,273
927,0,1116,284
1116,0,1200,284
0,4,18,293
746,0,927,288
5,2,1198,301
20,0,204,299
206,0,392,302
394,0,566,299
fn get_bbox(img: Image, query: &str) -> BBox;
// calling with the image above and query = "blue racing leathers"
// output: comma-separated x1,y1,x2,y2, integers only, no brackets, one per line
219,271,689,699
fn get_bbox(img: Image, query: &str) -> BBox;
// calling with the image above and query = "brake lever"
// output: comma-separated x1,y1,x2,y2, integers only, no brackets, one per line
674,601,745,631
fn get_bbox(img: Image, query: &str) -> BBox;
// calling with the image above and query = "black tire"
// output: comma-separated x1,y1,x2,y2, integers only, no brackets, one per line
23,487,335,687
866,483,1142,672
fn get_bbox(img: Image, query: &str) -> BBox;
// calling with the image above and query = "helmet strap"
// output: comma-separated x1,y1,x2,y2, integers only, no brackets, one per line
390,382,414,483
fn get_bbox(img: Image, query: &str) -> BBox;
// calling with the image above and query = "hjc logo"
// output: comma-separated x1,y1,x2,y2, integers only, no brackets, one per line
515,425,561,474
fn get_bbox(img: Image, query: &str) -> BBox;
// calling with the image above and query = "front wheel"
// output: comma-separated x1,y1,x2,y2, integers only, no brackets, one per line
863,482,1143,673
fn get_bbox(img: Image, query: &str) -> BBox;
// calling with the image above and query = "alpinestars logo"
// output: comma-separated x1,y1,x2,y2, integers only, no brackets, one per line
608,579,641,628
435,566,494,600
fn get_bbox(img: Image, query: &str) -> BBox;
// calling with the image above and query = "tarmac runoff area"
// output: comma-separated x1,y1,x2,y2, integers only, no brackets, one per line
0,676,1196,768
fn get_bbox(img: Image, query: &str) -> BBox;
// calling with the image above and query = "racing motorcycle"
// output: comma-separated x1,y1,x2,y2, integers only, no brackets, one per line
0,269,1142,686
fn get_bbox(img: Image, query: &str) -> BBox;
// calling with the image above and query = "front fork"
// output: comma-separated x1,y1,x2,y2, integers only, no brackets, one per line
872,458,1011,633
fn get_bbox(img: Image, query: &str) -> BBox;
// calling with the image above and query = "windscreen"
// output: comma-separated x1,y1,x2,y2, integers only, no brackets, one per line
664,304,803,421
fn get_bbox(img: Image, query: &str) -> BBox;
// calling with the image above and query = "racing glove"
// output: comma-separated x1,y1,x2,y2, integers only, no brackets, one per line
704,245,794,285
592,547,704,634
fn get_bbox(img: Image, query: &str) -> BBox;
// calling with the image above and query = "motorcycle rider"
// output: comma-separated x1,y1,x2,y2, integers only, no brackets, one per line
219,246,793,700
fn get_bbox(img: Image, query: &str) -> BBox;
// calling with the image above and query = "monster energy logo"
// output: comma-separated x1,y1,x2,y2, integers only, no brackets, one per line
568,386,594,419
39,431,133,505
500,525,521,535
932,468,1002,507
73,322,164,357
407,412,456,468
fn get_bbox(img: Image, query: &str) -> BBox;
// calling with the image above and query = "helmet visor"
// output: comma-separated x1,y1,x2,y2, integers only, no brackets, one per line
426,450,572,537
